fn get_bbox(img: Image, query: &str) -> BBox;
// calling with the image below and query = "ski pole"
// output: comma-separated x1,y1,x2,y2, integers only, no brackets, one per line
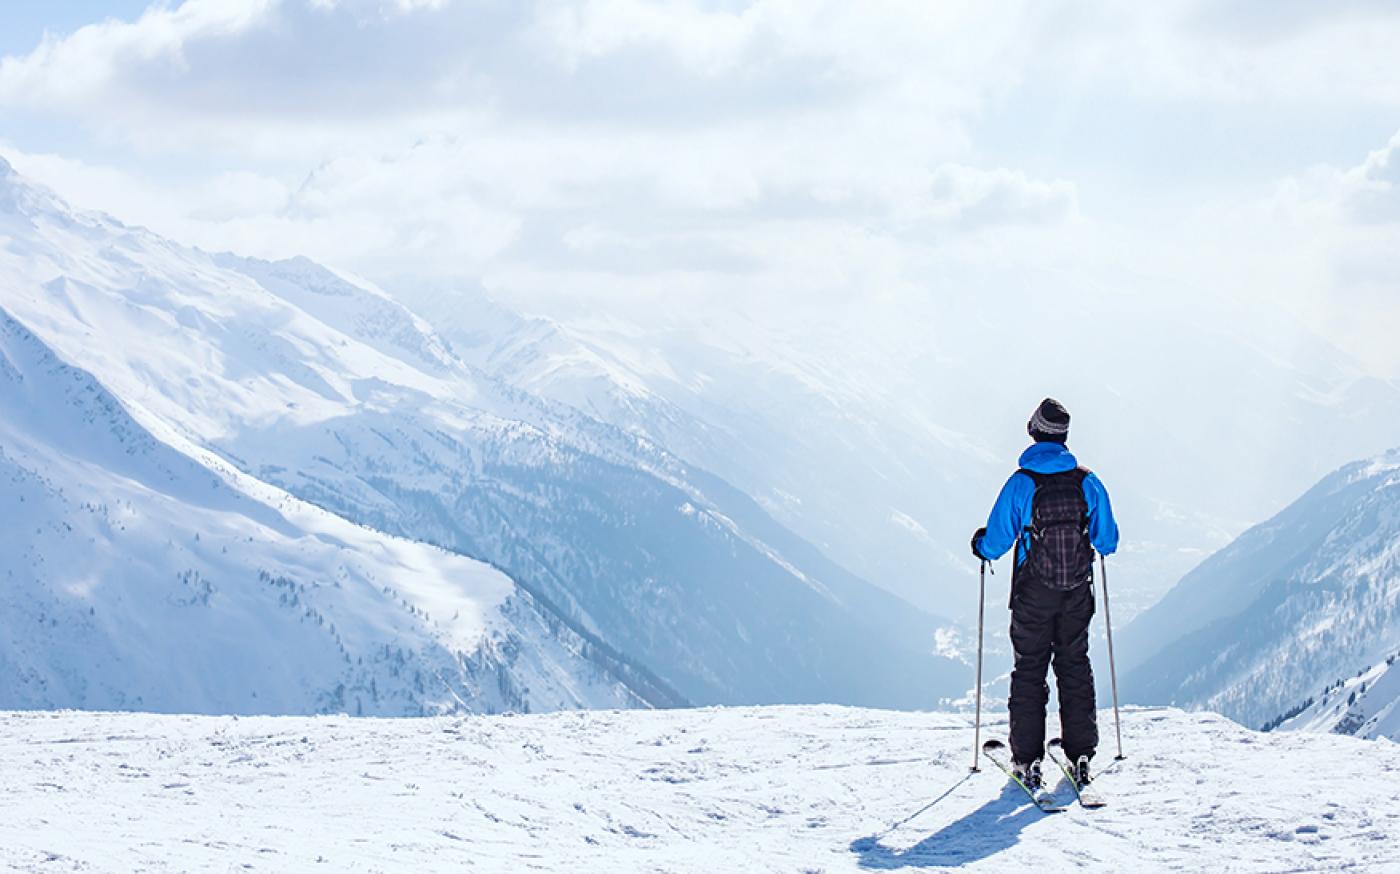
1100,555,1125,760
971,559,987,772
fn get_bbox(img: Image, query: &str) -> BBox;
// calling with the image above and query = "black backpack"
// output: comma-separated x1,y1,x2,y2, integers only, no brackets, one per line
1018,467,1094,591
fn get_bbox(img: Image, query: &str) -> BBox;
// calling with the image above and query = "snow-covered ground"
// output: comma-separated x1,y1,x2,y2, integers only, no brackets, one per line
2,706,1396,873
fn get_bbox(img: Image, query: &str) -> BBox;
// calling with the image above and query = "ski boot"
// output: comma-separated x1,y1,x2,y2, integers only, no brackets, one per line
1074,756,1092,787
1012,759,1044,793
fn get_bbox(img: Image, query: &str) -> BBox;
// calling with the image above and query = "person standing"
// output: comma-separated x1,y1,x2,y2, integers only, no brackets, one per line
971,398,1119,791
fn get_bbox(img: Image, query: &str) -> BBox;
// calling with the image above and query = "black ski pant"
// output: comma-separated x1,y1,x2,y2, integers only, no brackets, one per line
1008,577,1098,766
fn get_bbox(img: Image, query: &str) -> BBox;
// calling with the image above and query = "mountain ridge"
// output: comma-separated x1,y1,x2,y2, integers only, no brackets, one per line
0,156,960,711
0,300,657,714
1121,447,1400,728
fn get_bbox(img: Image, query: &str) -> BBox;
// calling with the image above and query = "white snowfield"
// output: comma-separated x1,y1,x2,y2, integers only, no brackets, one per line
1,706,1397,873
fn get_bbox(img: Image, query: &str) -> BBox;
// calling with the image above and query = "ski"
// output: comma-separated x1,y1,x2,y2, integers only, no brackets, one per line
1046,738,1107,809
981,740,1066,812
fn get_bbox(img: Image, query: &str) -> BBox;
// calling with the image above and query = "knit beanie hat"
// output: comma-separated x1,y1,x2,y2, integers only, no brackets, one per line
1028,397,1070,442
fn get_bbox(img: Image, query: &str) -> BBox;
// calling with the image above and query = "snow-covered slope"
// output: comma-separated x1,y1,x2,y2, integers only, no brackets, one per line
2,705,1397,872
0,301,650,715
1121,449,1400,729
1272,651,1400,741
0,156,960,709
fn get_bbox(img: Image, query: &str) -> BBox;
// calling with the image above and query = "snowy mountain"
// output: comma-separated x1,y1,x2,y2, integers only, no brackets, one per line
1271,651,1400,741
4,705,1398,872
396,282,1400,629
0,156,961,710
0,301,653,715
1120,448,1400,729
398,287,999,621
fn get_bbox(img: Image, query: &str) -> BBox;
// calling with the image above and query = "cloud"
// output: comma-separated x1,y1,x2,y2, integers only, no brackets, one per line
541,0,762,77
1188,0,1400,43
1082,0,1400,105
0,0,276,107
0,0,1035,146
922,165,1077,227
1264,130,1400,226
2,0,1399,381
1171,127,1400,374
0,0,1079,290
1343,132,1400,224
0,142,519,275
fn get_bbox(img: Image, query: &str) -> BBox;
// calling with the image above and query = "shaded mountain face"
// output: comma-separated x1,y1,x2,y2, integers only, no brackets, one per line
0,305,649,715
0,158,963,710
395,288,1000,622
1120,449,1400,729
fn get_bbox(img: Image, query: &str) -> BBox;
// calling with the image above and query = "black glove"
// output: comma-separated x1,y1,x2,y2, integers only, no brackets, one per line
970,527,987,560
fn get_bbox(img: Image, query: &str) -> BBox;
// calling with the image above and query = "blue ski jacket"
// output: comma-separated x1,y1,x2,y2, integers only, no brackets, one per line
974,442,1119,563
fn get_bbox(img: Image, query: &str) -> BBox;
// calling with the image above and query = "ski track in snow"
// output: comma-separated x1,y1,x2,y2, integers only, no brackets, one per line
1,706,1397,873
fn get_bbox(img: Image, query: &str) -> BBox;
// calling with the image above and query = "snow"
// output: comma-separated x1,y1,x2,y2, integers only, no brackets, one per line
1279,654,1400,741
0,299,640,716
1,706,1397,873
1349,660,1400,740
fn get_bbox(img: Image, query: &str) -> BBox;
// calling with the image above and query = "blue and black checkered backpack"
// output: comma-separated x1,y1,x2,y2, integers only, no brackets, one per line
1019,467,1094,591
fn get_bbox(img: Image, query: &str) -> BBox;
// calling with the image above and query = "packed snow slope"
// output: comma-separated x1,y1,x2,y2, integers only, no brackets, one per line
1121,448,1400,729
1,706,1397,873
0,156,961,709
0,296,651,715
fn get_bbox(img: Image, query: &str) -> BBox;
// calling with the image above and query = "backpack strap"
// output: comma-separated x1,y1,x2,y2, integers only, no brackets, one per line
1018,466,1089,485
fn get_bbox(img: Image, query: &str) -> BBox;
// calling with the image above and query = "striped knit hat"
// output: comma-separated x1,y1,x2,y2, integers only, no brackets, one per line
1028,397,1070,442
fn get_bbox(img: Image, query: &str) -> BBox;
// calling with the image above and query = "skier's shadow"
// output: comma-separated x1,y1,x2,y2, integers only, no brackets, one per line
849,781,1048,869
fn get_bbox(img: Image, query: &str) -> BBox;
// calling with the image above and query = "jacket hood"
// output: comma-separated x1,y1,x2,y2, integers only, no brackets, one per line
1018,442,1078,474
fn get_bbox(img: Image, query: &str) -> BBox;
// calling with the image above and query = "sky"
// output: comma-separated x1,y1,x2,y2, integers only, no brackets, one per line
0,2,152,58
0,0,1398,377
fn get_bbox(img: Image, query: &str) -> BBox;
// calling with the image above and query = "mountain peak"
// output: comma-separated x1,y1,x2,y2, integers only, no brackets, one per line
0,155,70,220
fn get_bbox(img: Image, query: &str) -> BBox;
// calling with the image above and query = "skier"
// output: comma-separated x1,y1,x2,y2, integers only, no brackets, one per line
971,397,1119,794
